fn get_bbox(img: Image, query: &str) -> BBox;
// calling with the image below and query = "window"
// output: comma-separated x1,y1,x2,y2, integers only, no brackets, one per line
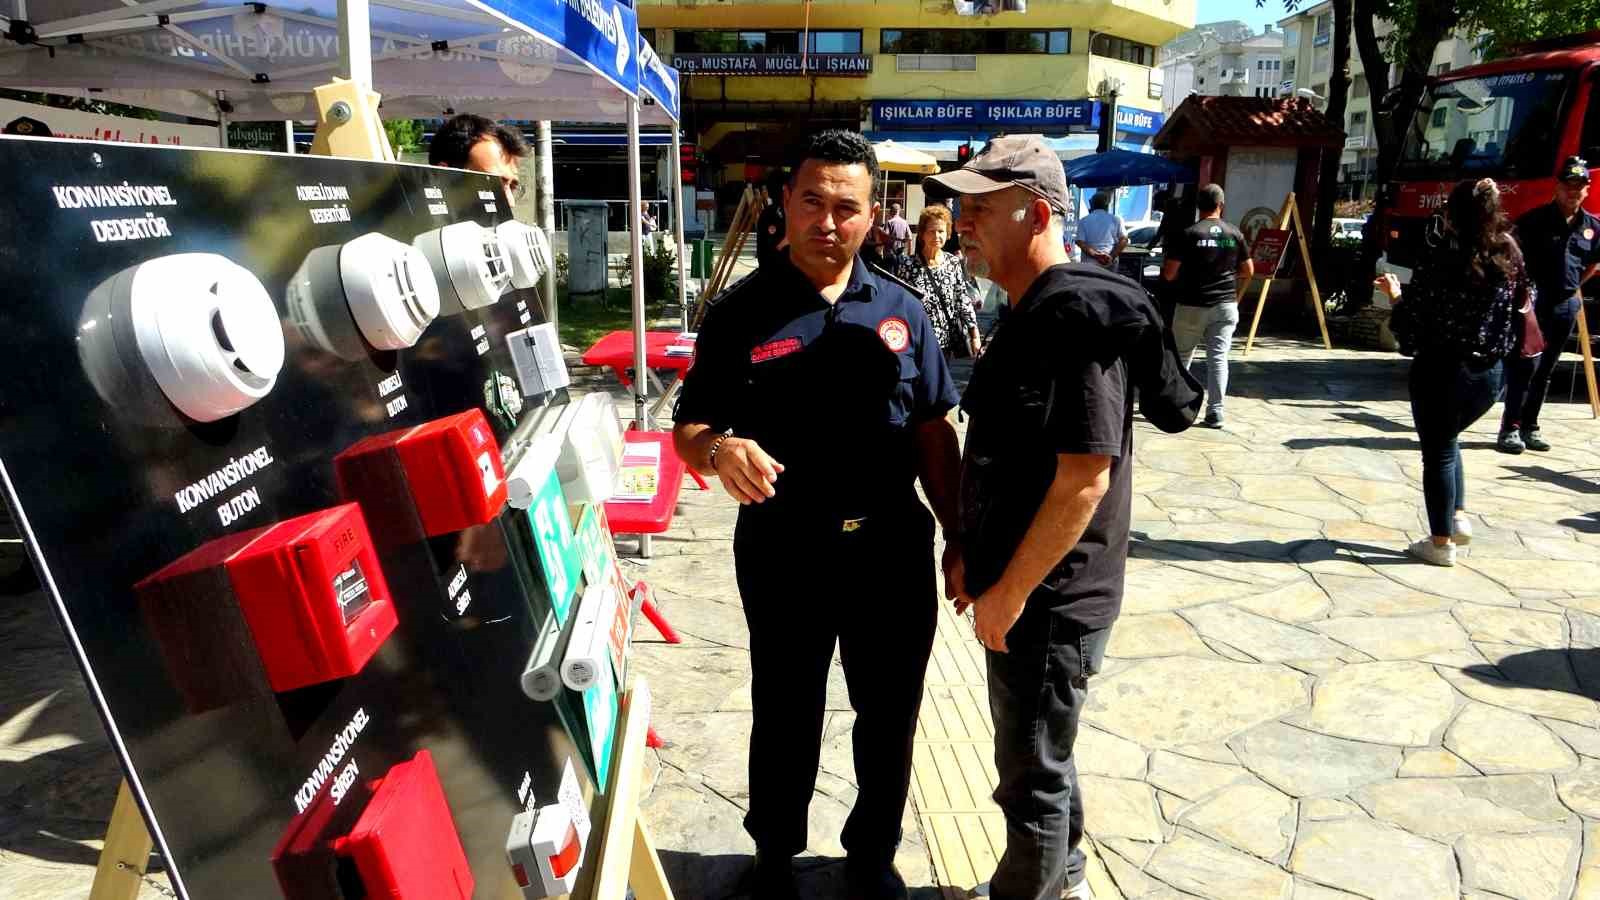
1352,74,1368,97
1314,46,1330,73
1314,14,1331,46
640,29,657,48
1434,62,1452,75
1431,107,1448,128
881,29,1069,55
1089,32,1154,66
1285,58,1297,79
677,30,862,54
1349,111,1367,129
1579,75,1600,161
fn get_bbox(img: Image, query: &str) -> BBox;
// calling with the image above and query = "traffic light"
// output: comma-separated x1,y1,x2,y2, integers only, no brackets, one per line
956,142,972,164
679,143,697,186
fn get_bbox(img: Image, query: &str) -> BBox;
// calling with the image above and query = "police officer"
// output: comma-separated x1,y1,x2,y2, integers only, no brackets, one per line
672,129,963,900
1500,155,1600,453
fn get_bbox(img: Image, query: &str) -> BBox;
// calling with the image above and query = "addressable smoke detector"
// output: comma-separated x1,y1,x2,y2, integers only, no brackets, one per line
412,221,512,315
287,232,441,360
79,253,285,423
496,221,552,290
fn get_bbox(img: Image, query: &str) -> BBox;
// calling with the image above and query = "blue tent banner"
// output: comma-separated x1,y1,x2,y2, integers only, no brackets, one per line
469,0,641,96
638,38,681,122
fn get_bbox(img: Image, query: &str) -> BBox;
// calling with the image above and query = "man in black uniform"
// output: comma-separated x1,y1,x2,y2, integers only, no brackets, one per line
672,129,963,900
927,135,1155,900
1500,155,1600,453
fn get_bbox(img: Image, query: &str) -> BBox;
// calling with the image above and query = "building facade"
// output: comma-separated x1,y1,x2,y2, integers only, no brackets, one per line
638,0,1194,222
1277,1,1486,200
1158,23,1285,118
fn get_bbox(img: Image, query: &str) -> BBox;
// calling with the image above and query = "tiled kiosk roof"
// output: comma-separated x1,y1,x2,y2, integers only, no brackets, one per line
1154,95,1346,152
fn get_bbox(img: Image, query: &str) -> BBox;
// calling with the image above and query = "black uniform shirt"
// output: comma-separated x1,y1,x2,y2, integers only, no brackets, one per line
1515,201,1600,307
676,251,960,521
958,264,1136,629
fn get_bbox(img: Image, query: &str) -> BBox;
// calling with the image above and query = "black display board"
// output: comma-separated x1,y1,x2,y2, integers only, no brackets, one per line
0,136,606,900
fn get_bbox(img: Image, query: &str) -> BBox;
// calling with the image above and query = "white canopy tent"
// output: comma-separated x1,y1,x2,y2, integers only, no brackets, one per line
0,0,684,426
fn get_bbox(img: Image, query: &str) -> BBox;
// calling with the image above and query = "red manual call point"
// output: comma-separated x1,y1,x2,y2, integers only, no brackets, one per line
336,409,508,537
334,749,475,899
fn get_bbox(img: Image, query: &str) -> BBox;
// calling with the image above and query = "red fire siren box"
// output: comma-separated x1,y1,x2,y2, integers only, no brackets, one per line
335,409,508,537
334,749,475,900
135,503,398,701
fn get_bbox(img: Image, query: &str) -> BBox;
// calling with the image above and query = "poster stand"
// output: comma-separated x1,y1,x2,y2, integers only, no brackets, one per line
1574,302,1600,418
87,78,675,900
1243,191,1334,357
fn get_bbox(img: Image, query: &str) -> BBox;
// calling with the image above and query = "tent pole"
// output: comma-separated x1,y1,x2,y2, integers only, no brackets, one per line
215,90,228,147
336,0,372,89
671,125,688,332
536,121,557,333
627,99,649,432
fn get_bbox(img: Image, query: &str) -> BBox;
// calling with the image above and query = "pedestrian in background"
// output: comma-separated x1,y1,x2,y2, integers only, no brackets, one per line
755,168,789,269
1162,184,1253,429
1376,178,1525,567
1499,155,1600,454
896,204,983,359
1075,191,1127,269
882,202,914,266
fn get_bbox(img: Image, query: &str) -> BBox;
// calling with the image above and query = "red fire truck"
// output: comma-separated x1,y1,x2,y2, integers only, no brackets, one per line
1385,32,1600,277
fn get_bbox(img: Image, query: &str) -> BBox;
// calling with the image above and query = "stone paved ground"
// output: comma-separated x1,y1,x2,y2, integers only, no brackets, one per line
6,334,1600,900
629,337,1600,900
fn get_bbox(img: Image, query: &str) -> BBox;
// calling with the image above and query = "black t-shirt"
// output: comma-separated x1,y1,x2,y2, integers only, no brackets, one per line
1514,201,1600,308
675,252,960,522
958,264,1135,629
1172,218,1247,307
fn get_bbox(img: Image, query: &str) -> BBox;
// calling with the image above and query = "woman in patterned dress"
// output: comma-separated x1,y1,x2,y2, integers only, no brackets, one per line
895,204,982,359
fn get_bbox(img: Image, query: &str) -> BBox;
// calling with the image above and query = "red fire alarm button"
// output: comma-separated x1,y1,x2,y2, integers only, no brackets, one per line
225,503,399,693
336,749,475,900
337,409,508,537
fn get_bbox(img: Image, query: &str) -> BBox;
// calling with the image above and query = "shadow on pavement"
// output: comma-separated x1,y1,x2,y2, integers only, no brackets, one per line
1463,648,1600,701
1559,512,1600,534
1229,356,1412,403
1281,436,1500,453
1333,411,1415,434
1133,533,1414,566
656,850,953,900
1503,466,1600,496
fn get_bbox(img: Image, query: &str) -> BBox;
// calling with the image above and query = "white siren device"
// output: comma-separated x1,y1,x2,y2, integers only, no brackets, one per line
496,221,552,290
79,252,285,423
412,220,512,314
287,232,441,360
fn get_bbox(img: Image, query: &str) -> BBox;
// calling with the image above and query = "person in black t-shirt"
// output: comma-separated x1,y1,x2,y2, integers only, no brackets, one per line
755,168,789,270
1161,184,1254,428
924,134,1140,900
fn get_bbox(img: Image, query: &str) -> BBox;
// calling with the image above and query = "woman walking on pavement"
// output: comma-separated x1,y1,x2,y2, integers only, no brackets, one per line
1375,178,1528,567
896,204,984,360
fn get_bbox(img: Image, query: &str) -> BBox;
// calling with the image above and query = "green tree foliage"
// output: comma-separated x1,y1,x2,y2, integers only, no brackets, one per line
383,118,425,155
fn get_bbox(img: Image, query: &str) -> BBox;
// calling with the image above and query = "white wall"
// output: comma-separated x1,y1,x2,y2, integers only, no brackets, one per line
1225,147,1299,234
0,98,220,147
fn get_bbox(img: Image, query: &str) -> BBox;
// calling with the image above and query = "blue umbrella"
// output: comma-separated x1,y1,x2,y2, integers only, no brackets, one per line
1064,149,1195,188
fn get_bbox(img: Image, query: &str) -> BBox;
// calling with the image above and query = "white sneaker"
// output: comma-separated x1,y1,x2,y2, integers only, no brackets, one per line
1452,513,1473,546
1407,538,1457,567
1063,880,1095,900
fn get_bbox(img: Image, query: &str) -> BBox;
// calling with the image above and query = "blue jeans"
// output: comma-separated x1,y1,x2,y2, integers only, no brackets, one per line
1172,302,1240,418
1410,355,1503,538
1500,295,1581,433
986,609,1111,899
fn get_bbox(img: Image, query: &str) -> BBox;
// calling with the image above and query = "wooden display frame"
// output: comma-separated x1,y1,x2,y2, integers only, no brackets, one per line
1243,192,1334,357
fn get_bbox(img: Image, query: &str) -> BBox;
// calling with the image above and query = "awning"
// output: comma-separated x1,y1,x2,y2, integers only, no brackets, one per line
873,140,939,175
864,132,1151,162
1065,148,1196,188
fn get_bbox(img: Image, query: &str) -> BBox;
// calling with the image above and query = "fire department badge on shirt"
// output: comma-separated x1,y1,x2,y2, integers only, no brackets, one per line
877,317,910,352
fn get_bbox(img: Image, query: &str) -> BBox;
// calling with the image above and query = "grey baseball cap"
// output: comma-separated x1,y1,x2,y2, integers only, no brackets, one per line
923,134,1070,214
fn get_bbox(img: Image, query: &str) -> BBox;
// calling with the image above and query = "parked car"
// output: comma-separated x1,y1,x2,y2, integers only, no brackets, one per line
1331,217,1367,244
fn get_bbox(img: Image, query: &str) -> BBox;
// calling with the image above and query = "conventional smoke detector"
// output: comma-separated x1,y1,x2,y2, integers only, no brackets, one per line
496,221,552,290
79,253,285,423
287,232,441,360
412,221,512,314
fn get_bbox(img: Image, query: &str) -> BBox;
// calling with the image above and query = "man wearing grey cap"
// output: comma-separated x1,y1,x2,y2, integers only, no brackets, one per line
926,135,1198,900
1500,155,1600,453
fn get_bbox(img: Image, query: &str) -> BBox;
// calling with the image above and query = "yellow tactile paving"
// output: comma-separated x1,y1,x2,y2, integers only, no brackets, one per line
913,602,1122,899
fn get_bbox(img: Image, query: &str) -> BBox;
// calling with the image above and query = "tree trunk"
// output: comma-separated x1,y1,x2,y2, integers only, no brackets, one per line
1349,0,1461,308
1312,0,1353,299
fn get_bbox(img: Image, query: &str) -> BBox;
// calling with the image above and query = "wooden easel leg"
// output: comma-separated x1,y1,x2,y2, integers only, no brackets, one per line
1244,278,1273,358
91,780,154,900
1287,200,1334,350
1576,302,1600,419
629,817,676,900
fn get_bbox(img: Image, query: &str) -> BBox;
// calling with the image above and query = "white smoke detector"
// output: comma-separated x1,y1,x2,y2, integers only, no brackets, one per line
79,253,284,423
496,221,552,290
287,233,440,359
412,221,512,315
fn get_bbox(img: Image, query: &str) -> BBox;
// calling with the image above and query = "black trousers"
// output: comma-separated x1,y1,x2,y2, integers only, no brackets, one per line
733,502,938,860
987,608,1112,900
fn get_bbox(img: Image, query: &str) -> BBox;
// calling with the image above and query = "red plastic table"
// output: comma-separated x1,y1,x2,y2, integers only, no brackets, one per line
581,330,696,420
605,431,692,559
